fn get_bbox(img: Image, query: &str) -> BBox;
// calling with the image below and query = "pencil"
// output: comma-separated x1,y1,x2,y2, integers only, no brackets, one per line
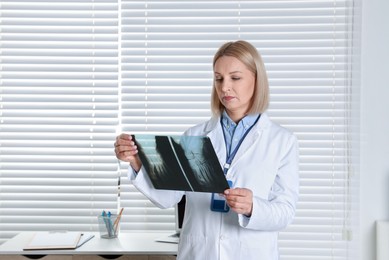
114,208,124,234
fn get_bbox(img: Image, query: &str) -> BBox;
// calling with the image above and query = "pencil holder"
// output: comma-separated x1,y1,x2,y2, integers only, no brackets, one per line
98,214,118,239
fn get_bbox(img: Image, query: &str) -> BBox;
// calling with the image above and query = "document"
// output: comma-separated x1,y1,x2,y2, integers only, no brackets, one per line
23,232,82,250
76,233,95,248
134,135,229,193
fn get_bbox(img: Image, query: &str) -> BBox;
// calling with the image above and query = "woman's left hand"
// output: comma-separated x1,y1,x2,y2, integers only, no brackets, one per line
224,188,253,216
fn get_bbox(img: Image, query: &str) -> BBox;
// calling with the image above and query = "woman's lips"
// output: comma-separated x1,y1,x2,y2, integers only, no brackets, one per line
223,96,234,102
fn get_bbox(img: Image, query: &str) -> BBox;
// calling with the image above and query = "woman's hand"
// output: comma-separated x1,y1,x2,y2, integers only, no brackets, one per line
224,188,253,217
114,133,142,172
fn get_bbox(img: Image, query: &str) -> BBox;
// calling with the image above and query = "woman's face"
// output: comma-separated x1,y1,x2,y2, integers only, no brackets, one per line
214,56,256,122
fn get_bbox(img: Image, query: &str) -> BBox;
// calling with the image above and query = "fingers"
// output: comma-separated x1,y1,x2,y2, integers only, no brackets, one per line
114,133,142,172
224,188,250,197
114,133,138,161
116,146,138,160
224,188,253,216
114,133,133,147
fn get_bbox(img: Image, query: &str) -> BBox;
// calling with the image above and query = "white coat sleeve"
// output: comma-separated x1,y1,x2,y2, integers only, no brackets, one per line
239,134,299,231
128,166,184,209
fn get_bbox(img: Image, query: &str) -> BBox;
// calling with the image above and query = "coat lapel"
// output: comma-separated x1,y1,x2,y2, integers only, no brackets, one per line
204,116,226,166
201,113,272,170
226,113,271,168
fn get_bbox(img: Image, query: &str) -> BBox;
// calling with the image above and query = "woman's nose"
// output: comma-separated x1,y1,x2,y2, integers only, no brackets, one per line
220,80,231,92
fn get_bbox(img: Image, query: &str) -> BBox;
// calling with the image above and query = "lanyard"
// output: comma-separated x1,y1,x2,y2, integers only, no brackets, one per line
221,114,261,175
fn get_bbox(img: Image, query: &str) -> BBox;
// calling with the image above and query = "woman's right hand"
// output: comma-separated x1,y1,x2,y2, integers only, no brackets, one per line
114,133,142,172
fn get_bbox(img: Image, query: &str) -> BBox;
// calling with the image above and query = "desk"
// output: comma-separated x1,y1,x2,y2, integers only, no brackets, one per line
0,232,178,260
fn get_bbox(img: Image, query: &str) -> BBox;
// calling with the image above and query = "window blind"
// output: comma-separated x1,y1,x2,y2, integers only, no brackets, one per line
119,0,358,259
0,0,119,244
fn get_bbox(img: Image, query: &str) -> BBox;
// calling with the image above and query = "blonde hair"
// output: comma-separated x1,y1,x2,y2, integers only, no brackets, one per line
210,40,269,116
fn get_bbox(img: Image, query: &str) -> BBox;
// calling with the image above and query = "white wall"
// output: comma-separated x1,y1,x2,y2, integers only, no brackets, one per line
360,0,389,259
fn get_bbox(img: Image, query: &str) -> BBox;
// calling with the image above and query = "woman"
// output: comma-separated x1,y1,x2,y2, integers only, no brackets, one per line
114,40,299,260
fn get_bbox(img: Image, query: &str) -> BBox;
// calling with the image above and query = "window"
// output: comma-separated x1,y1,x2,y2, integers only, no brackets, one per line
0,0,119,243
119,0,359,259
0,0,359,259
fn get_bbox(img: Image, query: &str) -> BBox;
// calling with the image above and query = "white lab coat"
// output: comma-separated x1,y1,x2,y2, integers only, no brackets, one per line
129,113,299,260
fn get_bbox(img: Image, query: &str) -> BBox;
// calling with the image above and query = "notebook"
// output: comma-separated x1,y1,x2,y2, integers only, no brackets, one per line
23,232,82,250
155,196,186,244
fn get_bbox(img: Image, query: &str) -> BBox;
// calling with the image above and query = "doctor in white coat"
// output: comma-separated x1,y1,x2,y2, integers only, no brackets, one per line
114,40,299,260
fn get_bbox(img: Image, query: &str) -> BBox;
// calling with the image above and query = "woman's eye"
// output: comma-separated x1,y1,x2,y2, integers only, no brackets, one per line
232,77,240,80
215,78,223,82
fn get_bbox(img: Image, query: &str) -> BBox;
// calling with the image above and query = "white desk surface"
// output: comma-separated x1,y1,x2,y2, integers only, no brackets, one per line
0,231,178,255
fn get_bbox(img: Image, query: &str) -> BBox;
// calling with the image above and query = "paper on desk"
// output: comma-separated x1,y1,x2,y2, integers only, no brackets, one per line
77,233,95,248
23,232,82,250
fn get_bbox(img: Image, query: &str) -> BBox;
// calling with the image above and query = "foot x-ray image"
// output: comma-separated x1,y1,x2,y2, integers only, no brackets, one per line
134,135,229,193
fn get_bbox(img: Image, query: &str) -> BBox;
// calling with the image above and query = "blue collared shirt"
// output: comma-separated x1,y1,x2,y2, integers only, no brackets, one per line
221,111,260,157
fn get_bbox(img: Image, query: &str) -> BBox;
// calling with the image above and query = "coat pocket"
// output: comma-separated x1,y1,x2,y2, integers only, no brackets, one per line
239,238,278,260
177,234,208,260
